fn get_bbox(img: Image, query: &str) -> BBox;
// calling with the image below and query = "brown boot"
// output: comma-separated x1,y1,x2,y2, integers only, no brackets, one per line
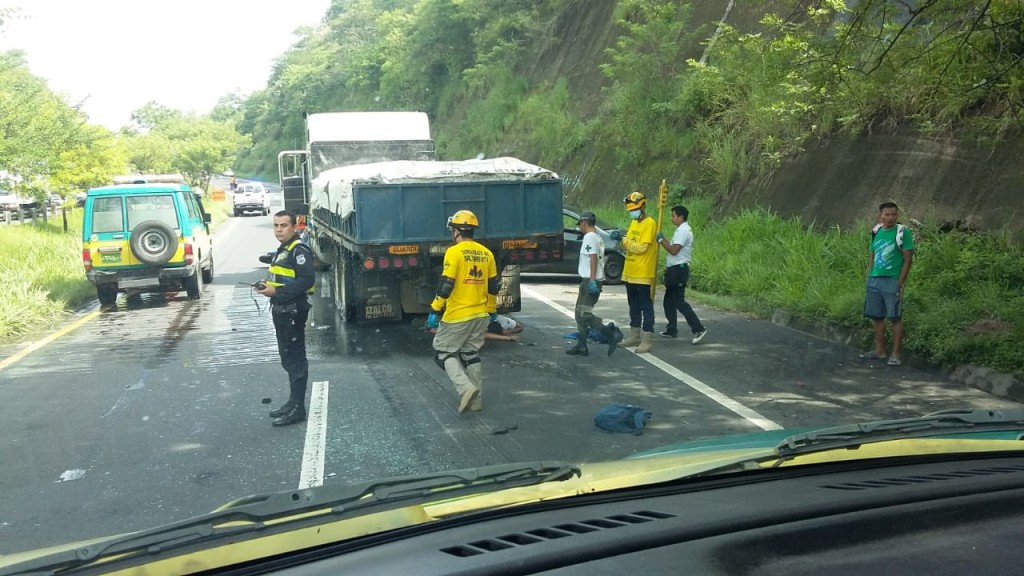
620,327,642,347
635,331,654,354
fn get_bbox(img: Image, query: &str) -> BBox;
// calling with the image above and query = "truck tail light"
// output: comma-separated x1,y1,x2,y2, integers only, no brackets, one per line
392,257,404,268
184,243,194,265
407,256,418,267
82,249,92,271
378,257,390,269
363,258,375,270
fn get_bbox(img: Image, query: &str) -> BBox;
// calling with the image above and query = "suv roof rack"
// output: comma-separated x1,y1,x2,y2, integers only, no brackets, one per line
112,174,187,185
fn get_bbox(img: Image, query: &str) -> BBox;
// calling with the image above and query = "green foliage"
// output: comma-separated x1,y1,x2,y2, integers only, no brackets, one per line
594,0,1024,197
677,200,1024,376
0,51,126,200
0,216,93,341
121,105,250,188
233,0,564,177
597,1,700,175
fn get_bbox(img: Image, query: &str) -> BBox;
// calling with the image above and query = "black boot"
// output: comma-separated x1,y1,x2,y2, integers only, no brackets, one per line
268,400,294,419
272,403,306,427
566,339,589,356
603,323,624,357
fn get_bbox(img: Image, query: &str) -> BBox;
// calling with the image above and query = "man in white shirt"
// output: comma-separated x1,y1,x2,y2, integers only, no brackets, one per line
655,206,707,344
566,211,624,357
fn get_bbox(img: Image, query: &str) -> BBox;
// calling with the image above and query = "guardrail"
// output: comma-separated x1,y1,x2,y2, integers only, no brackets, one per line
0,204,65,227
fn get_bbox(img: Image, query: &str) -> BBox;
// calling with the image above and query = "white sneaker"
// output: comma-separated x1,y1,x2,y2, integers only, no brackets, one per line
692,330,707,344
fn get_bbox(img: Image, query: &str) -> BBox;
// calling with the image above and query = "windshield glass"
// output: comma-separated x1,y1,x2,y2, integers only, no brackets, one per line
2,1,1023,571
126,194,178,230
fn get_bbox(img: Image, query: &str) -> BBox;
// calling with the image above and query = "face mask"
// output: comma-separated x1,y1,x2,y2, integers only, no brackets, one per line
629,209,641,220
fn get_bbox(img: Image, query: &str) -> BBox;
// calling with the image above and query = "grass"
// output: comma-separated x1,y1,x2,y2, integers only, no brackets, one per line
0,196,233,344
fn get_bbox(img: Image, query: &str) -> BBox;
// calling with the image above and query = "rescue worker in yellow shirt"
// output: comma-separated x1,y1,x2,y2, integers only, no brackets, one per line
426,210,500,413
608,192,658,353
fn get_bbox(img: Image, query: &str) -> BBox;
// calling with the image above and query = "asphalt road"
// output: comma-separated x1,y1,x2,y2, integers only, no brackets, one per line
0,208,1019,556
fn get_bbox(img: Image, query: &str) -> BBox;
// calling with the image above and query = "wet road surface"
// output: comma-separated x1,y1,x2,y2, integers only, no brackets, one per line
1,211,1020,555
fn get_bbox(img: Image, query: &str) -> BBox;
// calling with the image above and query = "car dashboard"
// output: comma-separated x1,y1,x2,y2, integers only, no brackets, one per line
257,453,1024,575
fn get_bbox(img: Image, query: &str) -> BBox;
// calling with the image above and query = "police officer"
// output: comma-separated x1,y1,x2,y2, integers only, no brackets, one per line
257,210,315,426
426,210,499,414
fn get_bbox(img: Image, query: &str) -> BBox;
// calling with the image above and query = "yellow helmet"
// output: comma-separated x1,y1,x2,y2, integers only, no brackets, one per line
623,191,646,211
447,209,479,230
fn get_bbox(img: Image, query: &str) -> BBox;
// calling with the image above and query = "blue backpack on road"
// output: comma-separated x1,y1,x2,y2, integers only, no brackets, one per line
594,404,652,435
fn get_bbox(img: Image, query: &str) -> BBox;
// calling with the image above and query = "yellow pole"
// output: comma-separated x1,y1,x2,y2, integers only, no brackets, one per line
651,179,669,300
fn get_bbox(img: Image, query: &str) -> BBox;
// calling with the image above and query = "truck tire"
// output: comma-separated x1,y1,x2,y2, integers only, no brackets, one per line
335,252,356,323
130,220,177,266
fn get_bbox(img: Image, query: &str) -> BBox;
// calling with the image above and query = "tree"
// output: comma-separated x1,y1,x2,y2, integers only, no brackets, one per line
0,50,109,200
50,126,129,193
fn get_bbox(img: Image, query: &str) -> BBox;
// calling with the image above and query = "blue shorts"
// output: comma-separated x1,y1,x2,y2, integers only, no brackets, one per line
864,276,902,320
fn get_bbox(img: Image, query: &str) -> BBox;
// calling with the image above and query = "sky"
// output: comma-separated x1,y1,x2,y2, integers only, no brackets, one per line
0,0,331,130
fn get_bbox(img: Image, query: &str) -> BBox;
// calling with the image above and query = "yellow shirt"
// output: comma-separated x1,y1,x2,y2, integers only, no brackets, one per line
621,216,657,284
431,240,498,323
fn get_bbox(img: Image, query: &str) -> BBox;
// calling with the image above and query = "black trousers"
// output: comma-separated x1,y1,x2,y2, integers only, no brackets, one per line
663,264,705,334
272,305,309,404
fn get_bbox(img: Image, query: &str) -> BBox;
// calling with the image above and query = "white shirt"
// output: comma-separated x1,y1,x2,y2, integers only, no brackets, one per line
495,315,517,331
666,222,693,267
578,231,605,281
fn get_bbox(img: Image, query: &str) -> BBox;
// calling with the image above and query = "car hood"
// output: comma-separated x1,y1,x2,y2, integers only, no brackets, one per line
3,430,1022,575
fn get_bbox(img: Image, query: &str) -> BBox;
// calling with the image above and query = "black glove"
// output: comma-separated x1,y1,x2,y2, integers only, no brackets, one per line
258,252,273,264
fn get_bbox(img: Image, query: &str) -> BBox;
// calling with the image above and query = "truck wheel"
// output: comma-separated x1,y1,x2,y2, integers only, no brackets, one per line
604,253,625,285
97,284,118,307
129,220,177,266
335,254,355,323
184,269,202,300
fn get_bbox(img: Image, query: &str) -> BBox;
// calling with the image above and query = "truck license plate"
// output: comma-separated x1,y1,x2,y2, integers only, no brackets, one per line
101,254,121,263
503,239,538,249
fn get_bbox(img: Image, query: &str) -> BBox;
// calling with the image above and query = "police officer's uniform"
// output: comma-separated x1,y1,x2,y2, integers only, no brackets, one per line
266,237,315,426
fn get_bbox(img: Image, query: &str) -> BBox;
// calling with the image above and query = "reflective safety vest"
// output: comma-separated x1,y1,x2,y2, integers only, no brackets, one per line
267,239,314,294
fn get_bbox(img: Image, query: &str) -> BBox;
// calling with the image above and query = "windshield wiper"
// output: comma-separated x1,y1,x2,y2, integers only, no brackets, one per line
772,409,1024,464
1,461,579,576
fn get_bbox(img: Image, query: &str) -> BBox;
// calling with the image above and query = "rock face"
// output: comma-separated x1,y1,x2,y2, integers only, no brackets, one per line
740,134,1024,233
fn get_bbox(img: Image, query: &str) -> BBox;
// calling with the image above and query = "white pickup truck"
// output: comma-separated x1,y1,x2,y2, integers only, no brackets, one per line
231,182,271,217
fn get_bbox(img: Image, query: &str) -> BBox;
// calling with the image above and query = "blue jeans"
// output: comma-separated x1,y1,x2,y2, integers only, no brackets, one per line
625,282,655,332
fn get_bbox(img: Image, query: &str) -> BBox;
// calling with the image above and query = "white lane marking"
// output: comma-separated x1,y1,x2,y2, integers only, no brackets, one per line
521,285,782,431
298,381,329,489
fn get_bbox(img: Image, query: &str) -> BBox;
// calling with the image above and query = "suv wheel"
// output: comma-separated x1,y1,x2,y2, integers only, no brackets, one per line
184,269,202,300
130,220,177,266
97,284,118,307
202,253,214,284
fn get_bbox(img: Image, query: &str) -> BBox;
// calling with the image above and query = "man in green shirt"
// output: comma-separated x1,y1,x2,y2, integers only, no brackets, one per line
861,202,915,366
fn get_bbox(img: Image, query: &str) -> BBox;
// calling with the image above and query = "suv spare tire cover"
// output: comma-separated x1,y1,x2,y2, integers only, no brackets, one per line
130,220,178,266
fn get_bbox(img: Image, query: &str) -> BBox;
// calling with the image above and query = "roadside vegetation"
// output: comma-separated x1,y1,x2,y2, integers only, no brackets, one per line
596,193,1024,378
